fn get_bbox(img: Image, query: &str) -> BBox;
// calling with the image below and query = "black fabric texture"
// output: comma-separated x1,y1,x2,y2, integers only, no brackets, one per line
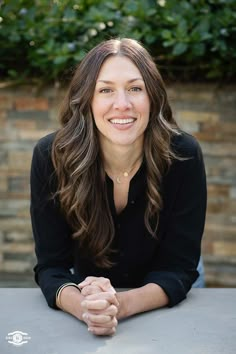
30,131,207,308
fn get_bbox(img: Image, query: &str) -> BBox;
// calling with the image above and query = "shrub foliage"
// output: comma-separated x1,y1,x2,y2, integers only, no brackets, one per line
0,0,235,83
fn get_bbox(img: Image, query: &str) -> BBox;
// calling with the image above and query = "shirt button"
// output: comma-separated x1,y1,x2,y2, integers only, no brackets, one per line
117,223,121,229
130,200,135,204
124,273,129,278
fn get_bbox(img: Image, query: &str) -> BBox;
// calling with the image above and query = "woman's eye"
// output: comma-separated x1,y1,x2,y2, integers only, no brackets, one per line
99,88,112,93
130,87,142,92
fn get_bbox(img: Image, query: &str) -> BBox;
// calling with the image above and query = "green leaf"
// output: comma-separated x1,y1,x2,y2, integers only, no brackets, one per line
177,19,188,36
192,43,206,57
161,30,172,40
172,42,188,56
146,8,157,16
201,32,213,41
145,33,157,44
53,56,68,65
63,7,76,20
163,40,175,47
193,18,210,35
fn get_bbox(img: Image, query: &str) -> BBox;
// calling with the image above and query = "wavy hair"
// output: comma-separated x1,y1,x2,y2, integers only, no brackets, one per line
51,38,180,268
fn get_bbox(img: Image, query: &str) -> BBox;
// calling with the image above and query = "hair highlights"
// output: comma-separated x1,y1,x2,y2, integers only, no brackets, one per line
52,38,180,267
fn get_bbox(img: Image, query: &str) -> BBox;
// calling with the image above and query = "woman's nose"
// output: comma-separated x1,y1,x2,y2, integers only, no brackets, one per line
113,91,132,110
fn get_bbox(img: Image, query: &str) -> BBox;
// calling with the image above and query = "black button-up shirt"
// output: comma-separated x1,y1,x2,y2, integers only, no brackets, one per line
30,131,207,309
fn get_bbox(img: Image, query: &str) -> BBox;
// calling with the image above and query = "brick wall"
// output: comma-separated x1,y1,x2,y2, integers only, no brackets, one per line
169,85,236,286
0,84,235,286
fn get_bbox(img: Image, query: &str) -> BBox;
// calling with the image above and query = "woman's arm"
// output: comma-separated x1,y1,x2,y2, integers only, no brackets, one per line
116,283,169,319
141,134,207,306
30,134,83,308
79,278,169,320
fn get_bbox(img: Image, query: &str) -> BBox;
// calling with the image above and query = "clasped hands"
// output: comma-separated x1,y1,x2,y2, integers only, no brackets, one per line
78,277,119,336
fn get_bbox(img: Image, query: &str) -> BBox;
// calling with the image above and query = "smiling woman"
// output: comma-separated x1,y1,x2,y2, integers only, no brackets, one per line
30,38,207,337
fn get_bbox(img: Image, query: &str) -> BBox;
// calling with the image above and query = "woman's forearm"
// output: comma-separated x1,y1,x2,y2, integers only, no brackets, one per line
56,285,85,321
116,283,169,319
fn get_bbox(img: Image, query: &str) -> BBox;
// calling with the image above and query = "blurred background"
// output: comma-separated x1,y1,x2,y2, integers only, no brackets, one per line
0,0,235,287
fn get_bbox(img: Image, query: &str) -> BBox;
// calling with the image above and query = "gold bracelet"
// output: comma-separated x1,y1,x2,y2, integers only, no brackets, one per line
56,282,80,311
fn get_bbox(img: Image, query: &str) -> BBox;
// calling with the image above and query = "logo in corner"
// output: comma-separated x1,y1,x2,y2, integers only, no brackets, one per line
6,330,31,346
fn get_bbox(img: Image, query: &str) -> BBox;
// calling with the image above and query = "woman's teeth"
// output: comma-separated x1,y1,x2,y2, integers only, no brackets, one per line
109,118,135,124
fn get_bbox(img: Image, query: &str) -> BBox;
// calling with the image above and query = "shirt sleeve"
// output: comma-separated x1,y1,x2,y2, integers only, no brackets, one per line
30,135,83,309
143,134,207,307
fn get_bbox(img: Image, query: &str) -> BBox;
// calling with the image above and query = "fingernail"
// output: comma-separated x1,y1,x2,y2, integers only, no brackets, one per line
79,281,86,285
83,313,88,320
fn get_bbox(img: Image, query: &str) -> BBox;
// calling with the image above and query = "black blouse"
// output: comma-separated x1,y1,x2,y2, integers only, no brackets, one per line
30,131,207,309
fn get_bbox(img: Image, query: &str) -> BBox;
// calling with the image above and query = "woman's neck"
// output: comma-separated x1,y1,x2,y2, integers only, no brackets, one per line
101,140,144,178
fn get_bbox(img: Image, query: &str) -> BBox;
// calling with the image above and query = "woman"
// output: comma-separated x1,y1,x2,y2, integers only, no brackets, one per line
30,38,207,336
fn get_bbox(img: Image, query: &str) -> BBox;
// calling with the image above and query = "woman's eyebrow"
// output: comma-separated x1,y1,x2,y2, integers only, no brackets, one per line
96,78,144,84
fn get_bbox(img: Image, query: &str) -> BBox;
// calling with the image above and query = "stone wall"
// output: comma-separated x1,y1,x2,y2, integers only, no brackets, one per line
0,84,235,286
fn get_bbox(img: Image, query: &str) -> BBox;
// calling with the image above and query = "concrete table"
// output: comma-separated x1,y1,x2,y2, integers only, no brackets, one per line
0,288,235,354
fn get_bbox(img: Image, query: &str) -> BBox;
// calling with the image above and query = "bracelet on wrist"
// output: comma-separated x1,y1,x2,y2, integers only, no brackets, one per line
56,282,81,311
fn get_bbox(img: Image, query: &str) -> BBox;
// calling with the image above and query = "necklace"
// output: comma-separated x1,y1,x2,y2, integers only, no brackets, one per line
116,169,134,184
106,156,143,184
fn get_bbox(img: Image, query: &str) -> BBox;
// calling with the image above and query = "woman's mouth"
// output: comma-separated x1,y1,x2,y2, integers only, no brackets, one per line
109,118,136,125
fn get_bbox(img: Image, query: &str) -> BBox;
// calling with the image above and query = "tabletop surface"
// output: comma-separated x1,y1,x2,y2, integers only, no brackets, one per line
0,288,235,354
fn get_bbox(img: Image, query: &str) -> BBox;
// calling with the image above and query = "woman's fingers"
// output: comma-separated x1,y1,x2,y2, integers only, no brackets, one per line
79,278,119,336
84,291,119,307
82,298,110,311
83,304,118,317
90,279,116,294
78,276,98,289
80,285,103,296
88,326,116,336
102,304,118,317
83,313,111,324
79,277,116,294
83,311,118,336
83,312,118,327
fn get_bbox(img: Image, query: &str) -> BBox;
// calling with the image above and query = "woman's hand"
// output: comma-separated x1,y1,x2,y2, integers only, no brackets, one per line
78,277,119,336
81,292,119,335
79,276,116,295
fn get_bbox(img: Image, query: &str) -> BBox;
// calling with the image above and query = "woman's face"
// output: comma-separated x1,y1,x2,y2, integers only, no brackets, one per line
91,56,150,149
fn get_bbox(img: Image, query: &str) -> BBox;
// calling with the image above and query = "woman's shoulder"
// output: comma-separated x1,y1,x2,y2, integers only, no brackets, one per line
171,130,203,158
34,131,57,155
32,131,58,172
31,132,59,190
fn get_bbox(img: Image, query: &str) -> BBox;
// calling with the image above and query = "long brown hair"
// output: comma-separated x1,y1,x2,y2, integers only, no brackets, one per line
51,38,180,267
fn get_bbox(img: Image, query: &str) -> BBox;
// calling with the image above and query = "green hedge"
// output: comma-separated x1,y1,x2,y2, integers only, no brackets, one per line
0,0,235,84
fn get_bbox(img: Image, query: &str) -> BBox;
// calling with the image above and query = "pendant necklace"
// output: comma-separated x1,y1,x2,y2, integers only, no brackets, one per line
114,157,142,184
116,170,132,184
